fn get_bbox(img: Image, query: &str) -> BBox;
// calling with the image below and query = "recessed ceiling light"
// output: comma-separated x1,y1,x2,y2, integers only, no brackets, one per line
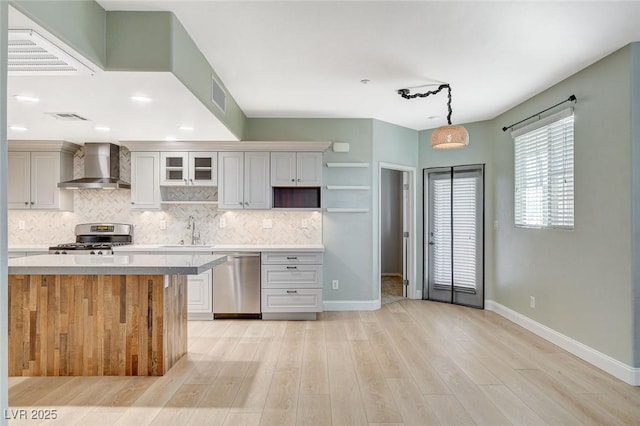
130,95,152,103
9,125,28,131
179,126,194,131
94,125,110,132
14,94,40,103
165,136,177,142
427,116,441,120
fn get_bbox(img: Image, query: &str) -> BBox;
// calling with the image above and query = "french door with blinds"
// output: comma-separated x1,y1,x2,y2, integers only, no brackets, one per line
425,165,484,308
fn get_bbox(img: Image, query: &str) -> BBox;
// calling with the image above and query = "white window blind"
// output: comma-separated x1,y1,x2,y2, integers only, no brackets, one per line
431,174,478,290
513,108,574,229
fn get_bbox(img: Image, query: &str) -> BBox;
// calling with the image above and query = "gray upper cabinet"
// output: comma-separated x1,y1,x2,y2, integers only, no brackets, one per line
218,151,270,210
8,142,76,211
271,152,322,187
160,151,217,186
130,151,161,210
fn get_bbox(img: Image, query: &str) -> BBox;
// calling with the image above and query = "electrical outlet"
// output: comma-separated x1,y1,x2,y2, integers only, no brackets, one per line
263,219,273,229
159,220,167,230
530,296,536,308
219,218,226,228
18,220,25,230
301,219,308,228
332,280,339,290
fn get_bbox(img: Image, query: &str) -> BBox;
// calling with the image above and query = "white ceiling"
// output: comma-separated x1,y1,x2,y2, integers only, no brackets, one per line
9,1,640,143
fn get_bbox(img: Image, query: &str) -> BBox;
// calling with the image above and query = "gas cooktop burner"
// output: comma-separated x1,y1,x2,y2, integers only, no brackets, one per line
49,223,133,255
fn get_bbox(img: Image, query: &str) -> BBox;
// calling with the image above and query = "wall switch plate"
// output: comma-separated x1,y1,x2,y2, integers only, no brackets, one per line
493,220,500,230
263,219,273,229
332,280,339,290
530,296,536,308
159,220,167,230
301,219,308,228
18,220,25,230
219,218,226,228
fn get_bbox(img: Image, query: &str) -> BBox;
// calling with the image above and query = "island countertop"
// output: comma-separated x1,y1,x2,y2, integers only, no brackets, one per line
8,253,227,275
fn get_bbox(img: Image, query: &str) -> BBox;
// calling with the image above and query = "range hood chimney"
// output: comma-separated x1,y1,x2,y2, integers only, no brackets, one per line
58,143,130,189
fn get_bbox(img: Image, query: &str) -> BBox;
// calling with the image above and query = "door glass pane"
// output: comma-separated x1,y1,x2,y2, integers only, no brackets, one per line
432,176,452,287
452,174,477,290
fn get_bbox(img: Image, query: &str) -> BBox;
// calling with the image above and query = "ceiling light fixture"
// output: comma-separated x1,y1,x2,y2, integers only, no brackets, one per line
9,125,28,132
179,126,194,131
130,95,152,103
94,126,110,132
14,94,40,103
165,136,177,142
398,83,469,149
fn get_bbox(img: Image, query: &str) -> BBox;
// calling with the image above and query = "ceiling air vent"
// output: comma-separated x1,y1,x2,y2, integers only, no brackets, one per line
211,74,226,113
46,112,89,121
8,29,94,76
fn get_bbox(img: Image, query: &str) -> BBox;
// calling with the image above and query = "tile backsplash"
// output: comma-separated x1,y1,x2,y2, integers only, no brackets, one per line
7,146,322,246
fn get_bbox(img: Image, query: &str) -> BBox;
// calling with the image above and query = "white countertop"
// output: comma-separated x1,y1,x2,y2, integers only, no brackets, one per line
8,254,228,275
113,244,325,253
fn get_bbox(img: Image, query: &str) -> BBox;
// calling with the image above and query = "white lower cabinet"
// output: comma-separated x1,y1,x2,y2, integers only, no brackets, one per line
187,269,213,320
261,251,323,320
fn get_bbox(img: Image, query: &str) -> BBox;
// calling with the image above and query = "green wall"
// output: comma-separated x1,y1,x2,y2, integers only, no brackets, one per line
631,43,640,368
493,45,634,365
11,0,107,68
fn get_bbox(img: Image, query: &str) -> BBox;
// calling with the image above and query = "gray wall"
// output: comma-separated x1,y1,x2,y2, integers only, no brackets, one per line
381,169,403,274
1,1,8,422
493,45,634,365
630,43,640,368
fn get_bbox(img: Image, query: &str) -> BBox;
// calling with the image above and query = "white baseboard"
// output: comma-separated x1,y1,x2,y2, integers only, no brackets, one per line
485,300,640,386
323,299,381,311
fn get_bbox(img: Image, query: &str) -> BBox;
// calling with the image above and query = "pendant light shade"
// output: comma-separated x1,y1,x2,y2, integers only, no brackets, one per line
431,124,469,149
398,83,469,150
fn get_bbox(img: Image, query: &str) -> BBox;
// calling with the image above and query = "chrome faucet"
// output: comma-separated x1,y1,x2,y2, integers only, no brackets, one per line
187,215,200,245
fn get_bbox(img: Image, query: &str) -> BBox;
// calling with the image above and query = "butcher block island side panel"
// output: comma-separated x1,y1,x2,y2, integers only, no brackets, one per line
7,254,226,377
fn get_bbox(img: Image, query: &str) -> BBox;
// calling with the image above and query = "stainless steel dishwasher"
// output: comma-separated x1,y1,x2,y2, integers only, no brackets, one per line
213,252,261,319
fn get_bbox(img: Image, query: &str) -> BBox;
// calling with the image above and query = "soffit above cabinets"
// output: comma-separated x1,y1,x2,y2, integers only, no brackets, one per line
123,141,332,152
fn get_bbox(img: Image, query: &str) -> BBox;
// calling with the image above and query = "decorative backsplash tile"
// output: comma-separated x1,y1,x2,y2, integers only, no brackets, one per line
8,146,322,246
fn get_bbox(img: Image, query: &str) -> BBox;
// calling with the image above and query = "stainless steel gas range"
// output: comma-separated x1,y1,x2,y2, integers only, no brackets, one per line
49,223,133,255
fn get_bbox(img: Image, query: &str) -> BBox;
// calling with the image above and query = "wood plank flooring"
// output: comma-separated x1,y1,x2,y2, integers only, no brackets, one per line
8,300,640,425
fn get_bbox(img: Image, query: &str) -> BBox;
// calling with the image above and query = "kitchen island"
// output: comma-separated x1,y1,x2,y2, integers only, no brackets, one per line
7,254,226,377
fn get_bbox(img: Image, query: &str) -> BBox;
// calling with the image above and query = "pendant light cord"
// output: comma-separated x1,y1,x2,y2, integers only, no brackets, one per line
398,84,453,125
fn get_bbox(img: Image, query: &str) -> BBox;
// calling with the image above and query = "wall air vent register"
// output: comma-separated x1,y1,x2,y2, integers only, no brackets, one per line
8,29,94,76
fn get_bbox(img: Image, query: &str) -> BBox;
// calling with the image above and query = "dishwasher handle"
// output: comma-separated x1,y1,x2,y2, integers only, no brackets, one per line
216,252,260,259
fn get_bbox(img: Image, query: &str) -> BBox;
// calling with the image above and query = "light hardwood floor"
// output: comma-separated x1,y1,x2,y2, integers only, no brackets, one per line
8,300,640,425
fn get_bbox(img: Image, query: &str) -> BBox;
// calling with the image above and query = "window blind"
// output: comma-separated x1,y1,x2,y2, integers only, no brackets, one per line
514,108,574,229
431,174,478,290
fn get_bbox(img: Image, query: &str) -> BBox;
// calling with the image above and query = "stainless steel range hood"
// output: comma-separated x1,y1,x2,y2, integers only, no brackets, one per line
58,143,130,189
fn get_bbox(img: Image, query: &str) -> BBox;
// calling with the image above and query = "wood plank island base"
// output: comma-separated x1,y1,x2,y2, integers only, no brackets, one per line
7,254,227,377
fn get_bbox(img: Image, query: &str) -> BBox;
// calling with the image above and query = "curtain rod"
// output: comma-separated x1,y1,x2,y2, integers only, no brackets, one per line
502,94,577,132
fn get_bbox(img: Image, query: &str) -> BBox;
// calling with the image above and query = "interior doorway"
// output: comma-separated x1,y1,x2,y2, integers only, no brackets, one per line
379,163,416,305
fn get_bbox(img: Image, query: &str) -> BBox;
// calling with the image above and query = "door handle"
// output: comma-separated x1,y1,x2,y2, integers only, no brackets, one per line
428,241,435,246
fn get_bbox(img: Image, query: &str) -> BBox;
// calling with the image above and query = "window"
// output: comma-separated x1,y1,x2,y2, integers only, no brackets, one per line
513,108,574,229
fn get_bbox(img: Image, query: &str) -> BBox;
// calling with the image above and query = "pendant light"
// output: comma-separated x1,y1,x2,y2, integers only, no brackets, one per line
398,84,469,149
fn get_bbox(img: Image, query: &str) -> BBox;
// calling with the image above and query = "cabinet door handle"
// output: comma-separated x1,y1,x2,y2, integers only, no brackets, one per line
131,202,135,205
291,178,295,182
183,179,188,185
286,266,298,270
189,178,194,185
286,290,298,294
24,201,29,205
297,178,301,182
30,201,34,205
286,256,298,260
244,202,249,206
239,202,243,205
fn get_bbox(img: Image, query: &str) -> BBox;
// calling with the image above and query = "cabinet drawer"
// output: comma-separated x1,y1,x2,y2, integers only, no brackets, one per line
261,264,322,288
261,288,322,313
261,251,323,265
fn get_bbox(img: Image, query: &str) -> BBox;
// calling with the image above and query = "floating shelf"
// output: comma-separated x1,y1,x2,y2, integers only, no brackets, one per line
326,162,370,168
326,185,370,190
325,208,370,213
160,201,218,205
